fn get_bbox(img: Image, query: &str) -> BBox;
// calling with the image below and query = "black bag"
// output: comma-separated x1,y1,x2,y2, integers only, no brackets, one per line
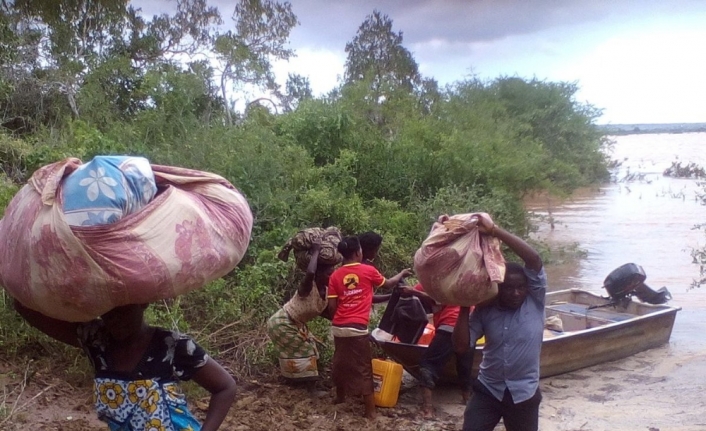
389,296,429,344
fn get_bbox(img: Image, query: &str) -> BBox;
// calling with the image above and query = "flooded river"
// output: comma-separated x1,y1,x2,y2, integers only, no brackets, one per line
522,132,706,430
527,132,706,352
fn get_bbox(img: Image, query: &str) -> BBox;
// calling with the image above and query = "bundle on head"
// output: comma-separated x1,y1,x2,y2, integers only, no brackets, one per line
413,212,505,306
278,227,343,271
0,157,254,322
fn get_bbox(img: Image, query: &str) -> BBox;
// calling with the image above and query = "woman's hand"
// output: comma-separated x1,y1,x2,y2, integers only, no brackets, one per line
310,238,322,251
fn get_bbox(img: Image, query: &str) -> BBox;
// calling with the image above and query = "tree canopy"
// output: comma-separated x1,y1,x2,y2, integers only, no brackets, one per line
0,0,610,376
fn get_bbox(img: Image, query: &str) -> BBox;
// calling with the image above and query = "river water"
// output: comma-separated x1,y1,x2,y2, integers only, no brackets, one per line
433,133,706,429
526,132,706,352
520,132,706,430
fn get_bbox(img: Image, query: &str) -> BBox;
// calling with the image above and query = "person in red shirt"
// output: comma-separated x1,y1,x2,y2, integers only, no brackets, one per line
327,236,411,419
406,283,474,418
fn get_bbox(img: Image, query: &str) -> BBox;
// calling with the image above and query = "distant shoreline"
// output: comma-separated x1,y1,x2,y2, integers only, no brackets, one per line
598,122,706,136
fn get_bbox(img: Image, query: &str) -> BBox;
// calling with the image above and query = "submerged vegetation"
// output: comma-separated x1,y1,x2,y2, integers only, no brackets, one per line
0,1,610,377
663,161,706,179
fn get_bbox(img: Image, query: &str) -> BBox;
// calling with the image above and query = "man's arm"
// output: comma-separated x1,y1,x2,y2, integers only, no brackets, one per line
372,294,392,304
327,297,338,319
478,218,542,272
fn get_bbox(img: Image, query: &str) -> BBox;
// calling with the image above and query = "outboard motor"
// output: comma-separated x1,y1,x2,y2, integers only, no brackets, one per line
602,263,672,305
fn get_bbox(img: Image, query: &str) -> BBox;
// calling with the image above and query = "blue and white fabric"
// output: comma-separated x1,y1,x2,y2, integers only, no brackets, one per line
61,156,157,226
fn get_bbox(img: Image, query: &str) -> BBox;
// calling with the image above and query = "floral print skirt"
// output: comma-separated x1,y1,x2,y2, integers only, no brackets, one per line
95,377,201,431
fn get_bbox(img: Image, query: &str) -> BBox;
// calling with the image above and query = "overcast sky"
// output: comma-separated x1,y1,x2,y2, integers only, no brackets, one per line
144,0,706,125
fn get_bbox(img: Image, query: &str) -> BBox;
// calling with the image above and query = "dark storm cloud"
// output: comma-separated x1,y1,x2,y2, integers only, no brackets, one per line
205,0,614,49
136,0,701,51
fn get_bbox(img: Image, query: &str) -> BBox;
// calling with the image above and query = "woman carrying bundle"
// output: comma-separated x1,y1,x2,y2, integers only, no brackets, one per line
14,301,236,431
267,240,336,382
327,236,411,419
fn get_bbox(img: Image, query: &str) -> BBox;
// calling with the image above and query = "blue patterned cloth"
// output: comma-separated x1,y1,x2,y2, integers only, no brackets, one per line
61,156,157,226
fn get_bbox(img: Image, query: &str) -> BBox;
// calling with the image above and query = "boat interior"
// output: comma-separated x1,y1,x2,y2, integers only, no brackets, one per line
545,301,636,332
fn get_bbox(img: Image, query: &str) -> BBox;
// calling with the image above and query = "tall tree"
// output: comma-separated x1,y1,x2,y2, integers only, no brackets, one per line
1,0,220,123
213,0,297,124
280,72,312,113
344,10,420,94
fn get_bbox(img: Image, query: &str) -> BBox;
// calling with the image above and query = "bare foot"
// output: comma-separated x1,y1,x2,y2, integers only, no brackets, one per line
333,387,345,404
461,390,470,404
364,411,377,420
421,405,434,419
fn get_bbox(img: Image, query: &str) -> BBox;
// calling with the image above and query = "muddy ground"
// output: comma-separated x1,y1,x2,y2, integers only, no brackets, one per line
2,332,706,431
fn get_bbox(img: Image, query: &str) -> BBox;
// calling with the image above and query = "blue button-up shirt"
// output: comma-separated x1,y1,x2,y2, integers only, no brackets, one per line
469,266,547,403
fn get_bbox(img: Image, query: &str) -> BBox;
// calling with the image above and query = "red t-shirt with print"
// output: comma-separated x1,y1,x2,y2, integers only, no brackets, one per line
414,283,463,328
328,263,386,327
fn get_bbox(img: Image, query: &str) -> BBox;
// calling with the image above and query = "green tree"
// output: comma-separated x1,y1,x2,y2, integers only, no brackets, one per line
344,10,420,94
491,77,609,189
0,0,220,126
280,72,312,113
213,0,297,124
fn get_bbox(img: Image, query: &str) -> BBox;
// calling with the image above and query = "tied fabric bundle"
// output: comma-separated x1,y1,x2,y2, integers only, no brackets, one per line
413,213,505,306
0,157,253,322
278,227,342,271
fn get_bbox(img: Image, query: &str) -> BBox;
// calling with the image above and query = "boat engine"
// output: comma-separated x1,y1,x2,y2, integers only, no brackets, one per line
603,263,672,305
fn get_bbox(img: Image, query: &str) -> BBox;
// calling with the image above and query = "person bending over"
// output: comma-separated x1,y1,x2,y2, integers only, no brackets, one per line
267,240,335,382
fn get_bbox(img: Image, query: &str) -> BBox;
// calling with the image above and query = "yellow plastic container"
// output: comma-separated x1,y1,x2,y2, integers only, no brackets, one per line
372,359,403,407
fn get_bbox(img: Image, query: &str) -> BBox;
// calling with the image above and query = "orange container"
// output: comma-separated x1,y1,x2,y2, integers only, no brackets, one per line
372,359,403,407
416,323,436,346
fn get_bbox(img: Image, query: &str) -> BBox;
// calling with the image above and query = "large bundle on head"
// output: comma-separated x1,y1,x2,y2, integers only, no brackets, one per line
0,157,253,322
413,213,505,306
278,227,342,271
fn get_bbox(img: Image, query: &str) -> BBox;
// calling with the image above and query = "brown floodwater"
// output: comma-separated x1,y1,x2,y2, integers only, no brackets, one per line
526,132,706,352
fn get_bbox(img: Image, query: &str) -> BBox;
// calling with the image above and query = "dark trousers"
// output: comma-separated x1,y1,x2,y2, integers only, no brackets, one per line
462,379,542,431
418,330,473,392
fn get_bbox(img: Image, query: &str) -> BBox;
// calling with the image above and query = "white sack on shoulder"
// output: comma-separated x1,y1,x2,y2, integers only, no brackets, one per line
413,213,505,306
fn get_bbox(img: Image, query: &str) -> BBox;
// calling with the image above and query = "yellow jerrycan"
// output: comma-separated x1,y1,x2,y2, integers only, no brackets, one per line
372,358,403,407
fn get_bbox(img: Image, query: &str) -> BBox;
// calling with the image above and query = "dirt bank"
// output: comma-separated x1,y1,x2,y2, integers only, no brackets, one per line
3,337,705,431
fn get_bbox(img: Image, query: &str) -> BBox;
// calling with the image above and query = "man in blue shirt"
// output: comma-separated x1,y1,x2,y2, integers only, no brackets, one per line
453,218,546,431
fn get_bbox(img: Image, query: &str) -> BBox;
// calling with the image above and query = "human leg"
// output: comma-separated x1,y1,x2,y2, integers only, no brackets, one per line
455,346,474,404
332,334,375,416
363,394,377,419
462,379,503,431
501,388,542,431
331,336,346,403
418,330,454,417
421,387,434,418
